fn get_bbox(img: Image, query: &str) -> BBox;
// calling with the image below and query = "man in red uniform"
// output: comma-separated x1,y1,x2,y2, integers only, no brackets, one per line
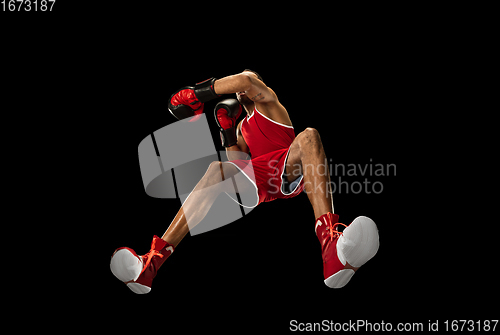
110,70,380,293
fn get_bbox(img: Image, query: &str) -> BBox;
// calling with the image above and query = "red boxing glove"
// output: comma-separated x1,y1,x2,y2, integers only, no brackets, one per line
169,87,204,117
214,99,242,147
168,78,219,121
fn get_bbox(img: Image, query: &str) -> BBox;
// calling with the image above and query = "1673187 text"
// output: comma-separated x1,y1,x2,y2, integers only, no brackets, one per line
1,0,56,11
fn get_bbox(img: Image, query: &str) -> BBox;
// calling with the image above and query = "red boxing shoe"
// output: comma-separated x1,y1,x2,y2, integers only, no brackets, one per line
110,235,174,294
315,213,379,288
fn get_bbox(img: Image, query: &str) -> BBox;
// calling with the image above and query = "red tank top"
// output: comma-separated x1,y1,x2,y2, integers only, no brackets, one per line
241,107,296,157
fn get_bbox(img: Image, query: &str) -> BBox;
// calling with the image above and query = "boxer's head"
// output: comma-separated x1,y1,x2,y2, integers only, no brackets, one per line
236,69,264,107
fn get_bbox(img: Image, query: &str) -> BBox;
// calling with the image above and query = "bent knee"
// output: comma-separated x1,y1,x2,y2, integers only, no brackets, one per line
206,161,223,178
197,161,225,188
206,161,238,182
298,127,321,144
304,127,320,137
208,161,222,170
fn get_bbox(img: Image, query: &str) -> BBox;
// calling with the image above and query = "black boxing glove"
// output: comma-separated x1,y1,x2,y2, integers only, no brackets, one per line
214,99,242,147
168,78,220,121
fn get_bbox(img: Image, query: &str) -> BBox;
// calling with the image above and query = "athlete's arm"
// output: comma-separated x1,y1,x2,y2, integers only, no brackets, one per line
214,71,292,126
226,120,249,161
214,72,276,103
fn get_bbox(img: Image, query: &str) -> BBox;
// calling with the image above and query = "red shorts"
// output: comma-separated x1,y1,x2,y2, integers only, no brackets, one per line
227,146,305,207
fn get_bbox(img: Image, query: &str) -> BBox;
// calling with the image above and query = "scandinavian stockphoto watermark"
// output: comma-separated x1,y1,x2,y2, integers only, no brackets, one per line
138,115,396,236
267,158,396,195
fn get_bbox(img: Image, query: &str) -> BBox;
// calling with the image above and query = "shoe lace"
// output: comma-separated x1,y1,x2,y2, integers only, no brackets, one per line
140,239,164,275
327,222,348,242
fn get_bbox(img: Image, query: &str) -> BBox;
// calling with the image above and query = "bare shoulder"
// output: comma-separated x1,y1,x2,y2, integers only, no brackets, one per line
256,87,293,127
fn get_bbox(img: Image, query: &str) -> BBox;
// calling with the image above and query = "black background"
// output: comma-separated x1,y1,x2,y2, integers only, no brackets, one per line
102,71,405,331
2,3,497,333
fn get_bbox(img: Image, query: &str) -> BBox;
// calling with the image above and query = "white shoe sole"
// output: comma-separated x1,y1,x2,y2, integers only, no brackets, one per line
324,269,355,288
110,248,143,283
127,282,151,294
324,216,380,288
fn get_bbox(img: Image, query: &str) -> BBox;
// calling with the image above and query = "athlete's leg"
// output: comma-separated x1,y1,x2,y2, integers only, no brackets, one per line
285,127,333,219
111,161,253,293
162,161,243,247
285,128,380,288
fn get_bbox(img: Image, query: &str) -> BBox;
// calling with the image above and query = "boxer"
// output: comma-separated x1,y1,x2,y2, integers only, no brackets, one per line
111,70,379,293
